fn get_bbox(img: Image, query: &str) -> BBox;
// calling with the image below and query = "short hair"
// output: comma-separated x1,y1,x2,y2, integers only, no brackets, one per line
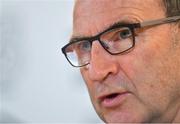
164,0,180,16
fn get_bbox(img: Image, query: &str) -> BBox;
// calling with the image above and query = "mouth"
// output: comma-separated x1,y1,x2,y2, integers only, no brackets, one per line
99,92,129,108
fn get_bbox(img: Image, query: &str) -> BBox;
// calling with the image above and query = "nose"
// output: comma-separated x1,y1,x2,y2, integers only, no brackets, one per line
88,41,119,81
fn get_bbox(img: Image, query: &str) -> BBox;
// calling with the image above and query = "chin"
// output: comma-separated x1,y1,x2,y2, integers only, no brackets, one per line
104,113,137,123
101,110,150,123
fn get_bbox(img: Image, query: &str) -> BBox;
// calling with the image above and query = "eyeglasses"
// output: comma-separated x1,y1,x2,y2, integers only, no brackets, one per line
61,16,180,67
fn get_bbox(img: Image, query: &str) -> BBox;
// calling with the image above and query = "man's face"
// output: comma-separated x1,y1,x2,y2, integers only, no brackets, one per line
73,0,180,122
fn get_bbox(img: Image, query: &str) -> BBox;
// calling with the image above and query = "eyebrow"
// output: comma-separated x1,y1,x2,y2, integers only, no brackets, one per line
70,20,136,42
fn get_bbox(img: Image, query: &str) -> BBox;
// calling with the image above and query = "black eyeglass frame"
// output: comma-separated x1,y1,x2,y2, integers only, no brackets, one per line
62,15,180,67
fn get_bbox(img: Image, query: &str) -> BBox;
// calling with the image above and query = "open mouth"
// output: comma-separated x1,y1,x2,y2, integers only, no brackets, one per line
106,93,119,99
100,92,129,108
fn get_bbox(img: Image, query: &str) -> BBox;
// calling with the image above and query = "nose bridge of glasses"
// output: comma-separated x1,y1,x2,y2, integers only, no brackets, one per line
88,34,110,53
90,40,112,61
90,36,107,51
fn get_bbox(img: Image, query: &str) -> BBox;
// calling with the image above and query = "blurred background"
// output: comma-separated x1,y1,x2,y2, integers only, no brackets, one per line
0,0,102,123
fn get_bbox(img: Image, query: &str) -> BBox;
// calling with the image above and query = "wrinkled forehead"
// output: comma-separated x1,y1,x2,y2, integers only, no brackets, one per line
73,0,165,37
75,0,146,15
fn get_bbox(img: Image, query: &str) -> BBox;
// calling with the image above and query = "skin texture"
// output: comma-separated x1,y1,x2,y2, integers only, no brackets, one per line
73,0,180,123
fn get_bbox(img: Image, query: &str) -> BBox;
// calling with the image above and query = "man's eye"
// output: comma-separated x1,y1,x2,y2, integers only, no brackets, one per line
79,41,91,51
119,29,132,39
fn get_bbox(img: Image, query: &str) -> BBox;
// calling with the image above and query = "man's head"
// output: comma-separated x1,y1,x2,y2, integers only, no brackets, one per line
64,0,180,123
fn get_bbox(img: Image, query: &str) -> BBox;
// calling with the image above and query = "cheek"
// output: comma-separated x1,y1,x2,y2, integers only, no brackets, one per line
80,68,96,100
117,48,156,84
120,25,173,90
80,68,103,115
80,69,91,90
119,31,179,112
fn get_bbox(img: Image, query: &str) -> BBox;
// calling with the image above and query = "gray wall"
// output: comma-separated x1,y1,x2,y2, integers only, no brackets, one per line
0,0,102,123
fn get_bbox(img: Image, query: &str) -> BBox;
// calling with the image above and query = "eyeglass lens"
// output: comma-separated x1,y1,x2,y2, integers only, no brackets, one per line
65,27,134,66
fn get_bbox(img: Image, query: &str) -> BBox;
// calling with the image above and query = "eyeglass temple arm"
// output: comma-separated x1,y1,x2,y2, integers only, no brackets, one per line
140,15,180,28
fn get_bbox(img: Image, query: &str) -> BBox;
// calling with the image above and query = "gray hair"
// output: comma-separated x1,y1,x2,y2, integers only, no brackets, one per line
164,0,180,16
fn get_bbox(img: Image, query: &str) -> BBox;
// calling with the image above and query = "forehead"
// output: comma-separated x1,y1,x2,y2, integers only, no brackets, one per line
73,0,165,37
74,0,161,15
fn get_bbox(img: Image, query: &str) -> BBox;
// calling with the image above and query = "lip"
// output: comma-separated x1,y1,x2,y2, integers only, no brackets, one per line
98,92,130,108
